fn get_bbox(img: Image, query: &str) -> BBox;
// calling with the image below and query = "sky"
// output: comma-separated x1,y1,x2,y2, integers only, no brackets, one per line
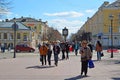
3,0,115,36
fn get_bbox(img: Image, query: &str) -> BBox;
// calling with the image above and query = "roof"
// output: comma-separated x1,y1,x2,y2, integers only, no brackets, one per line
100,0,120,9
0,22,30,30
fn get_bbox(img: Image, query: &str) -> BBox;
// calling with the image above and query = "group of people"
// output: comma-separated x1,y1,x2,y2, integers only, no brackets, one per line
38,41,79,66
60,42,70,60
0,43,12,53
38,40,103,77
38,41,70,66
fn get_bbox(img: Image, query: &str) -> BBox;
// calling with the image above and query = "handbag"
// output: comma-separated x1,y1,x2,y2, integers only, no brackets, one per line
88,60,95,68
101,52,104,57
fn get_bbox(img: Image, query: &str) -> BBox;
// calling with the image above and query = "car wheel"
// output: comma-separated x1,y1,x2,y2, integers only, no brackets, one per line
29,50,33,52
16,50,20,52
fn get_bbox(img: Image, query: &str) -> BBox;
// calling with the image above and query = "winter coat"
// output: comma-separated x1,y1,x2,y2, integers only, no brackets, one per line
53,45,60,54
39,45,48,55
80,46,92,61
96,43,102,52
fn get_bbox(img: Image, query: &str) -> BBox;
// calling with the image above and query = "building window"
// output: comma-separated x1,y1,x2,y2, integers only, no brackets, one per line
9,33,13,40
17,33,21,39
23,34,27,41
3,33,7,39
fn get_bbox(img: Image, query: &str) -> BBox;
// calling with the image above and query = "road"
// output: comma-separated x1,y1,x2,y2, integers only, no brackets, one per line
0,50,120,80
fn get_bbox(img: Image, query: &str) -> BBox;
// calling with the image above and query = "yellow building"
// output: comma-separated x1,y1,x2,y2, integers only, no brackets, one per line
0,22,32,49
81,0,120,47
9,17,49,48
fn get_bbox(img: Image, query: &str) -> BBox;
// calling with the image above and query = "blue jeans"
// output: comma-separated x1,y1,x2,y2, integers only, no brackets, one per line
97,51,101,60
54,52,58,66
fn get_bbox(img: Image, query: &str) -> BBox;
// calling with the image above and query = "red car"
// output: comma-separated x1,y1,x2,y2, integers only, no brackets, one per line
15,44,35,52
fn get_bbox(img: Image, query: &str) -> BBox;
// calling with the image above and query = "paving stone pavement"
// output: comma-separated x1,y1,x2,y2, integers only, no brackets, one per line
0,50,120,80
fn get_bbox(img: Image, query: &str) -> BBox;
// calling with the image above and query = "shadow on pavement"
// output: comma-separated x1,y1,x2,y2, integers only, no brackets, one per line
51,58,63,61
112,77,120,80
64,75,89,80
26,65,55,69
115,61,120,64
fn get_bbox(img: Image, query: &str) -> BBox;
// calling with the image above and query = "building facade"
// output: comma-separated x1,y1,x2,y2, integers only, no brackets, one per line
0,22,31,49
80,0,120,48
9,17,49,48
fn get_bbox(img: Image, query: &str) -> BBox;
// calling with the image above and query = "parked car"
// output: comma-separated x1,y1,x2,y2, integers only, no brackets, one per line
15,44,35,52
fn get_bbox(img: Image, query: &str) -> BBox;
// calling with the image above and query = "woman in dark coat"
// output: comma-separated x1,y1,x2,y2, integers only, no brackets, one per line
53,42,60,66
47,43,52,66
65,42,69,59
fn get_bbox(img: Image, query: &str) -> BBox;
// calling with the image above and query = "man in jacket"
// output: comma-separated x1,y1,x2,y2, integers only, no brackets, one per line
53,42,60,66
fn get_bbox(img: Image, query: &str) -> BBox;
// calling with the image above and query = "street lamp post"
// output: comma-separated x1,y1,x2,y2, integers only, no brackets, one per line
12,22,18,58
109,15,114,58
62,27,68,42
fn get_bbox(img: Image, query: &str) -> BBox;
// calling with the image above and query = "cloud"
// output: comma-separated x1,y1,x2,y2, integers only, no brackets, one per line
85,9,96,13
44,11,84,18
0,8,12,15
48,19,84,35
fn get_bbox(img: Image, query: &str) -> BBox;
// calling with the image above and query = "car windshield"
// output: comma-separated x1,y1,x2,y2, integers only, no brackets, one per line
17,44,28,47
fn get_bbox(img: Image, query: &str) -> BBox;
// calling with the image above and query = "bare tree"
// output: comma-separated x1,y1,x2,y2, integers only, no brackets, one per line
47,27,63,42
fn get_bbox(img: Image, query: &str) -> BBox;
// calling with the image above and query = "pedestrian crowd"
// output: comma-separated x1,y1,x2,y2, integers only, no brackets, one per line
38,41,72,66
38,40,104,77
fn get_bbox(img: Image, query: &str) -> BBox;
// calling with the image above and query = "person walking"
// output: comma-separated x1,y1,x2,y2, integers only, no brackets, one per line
79,40,92,77
95,41,102,61
60,42,66,60
1,43,5,53
47,43,52,66
75,41,79,56
39,43,48,66
53,42,60,66
65,42,69,59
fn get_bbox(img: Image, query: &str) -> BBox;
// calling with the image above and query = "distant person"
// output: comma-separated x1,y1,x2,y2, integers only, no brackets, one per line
69,45,73,52
74,41,79,56
60,42,66,60
72,42,75,52
38,43,41,49
8,43,12,51
95,41,102,61
79,40,92,77
39,43,48,66
1,43,5,53
47,43,53,66
53,42,60,66
65,42,69,59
